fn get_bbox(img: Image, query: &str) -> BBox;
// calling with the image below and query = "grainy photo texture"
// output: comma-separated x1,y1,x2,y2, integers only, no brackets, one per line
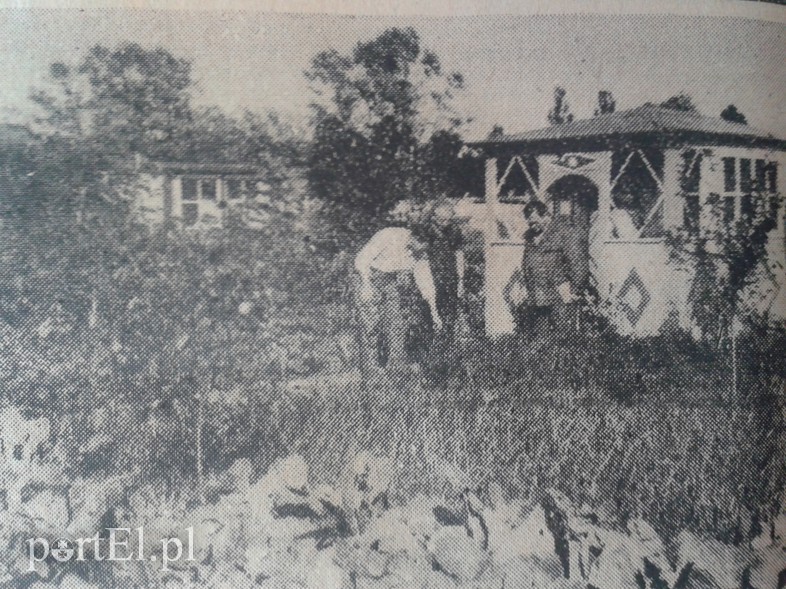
1,2,785,588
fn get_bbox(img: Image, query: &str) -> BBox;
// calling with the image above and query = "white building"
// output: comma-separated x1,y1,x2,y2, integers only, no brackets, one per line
132,160,272,229
464,105,786,337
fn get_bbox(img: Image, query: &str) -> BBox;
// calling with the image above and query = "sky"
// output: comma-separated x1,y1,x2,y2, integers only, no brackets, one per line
0,8,784,140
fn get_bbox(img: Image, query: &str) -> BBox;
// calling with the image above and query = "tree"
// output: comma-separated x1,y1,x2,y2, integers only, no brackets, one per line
10,44,293,497
30,42,197,160
305,27,468,232
720,104,748,125
594,90,616,116
21,43,200,282
488,125,505,139
416,129,480,201
668,174,783,400
78,43,194,157
660,93,697,112
547,86,574,125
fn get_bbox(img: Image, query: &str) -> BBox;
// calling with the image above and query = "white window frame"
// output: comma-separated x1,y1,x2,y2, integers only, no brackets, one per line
179,176,222,227
718,155,778,223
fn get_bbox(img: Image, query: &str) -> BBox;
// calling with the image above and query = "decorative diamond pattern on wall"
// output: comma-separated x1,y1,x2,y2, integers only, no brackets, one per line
618,268,651,325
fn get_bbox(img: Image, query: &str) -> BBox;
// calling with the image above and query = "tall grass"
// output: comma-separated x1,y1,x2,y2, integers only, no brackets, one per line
77,346,785,550
5,294,784,549
228,379,785,546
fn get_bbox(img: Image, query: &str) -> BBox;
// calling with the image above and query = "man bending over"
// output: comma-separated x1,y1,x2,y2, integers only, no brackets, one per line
354,226,443,368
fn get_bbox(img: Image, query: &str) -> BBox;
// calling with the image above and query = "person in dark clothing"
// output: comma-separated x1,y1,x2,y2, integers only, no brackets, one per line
402,201,468,364
424,203,466,332
518,199,579,337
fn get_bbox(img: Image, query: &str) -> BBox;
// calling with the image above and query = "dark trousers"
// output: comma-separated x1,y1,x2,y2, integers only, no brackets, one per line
515,302,575,340
354,272,431,369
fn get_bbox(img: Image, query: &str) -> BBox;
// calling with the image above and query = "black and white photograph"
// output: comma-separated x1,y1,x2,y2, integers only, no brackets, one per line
1,1,785,587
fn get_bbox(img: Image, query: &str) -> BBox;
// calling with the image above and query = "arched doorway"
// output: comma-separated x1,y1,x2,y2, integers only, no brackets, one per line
545,174,600,293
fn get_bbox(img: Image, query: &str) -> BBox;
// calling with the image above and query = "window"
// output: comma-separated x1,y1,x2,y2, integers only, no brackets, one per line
182,178,198,201
182,177,221,201
180,176,220,226
225,179,250,200
201,179,217,201
610,149,664,239
715,157,779,225
178,175,262,227
723,157,736,192
739,159,752,193
722,158,777,195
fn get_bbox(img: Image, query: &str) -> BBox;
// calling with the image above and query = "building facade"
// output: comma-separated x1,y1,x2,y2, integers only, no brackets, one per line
465,105,786,337
133,160,271,229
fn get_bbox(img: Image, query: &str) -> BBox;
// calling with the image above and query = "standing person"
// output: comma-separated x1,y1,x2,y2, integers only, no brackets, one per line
354,225,443,369
518,200,579,338
423,202,467,334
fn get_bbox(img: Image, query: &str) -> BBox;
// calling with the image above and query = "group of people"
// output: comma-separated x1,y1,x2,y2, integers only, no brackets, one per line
353,198,585,368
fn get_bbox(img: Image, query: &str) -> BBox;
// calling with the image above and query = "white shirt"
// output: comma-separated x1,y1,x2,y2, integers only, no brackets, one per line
354,227,441,328
354,227,423,274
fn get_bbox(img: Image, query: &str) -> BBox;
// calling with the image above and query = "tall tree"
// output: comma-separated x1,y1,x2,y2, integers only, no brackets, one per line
547,86,574,125
79,44,194,157
594,90,616,116
31,43,194,159
305,27,468,231
6,44,291,494
720,104,748,125
24,43,201,237
660,93,698,113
